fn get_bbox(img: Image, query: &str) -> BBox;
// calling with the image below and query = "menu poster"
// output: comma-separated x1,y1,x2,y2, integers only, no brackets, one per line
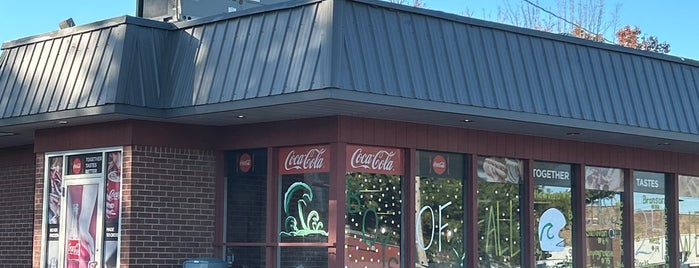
633,171,665,194
67,153,103,175
416,151,463,178
534,162,572,187
346,145,403,175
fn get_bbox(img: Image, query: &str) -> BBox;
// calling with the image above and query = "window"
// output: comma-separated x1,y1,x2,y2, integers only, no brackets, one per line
632,171,667,267
225,149,268,267
415,151,465,267
679,175,699,266
533,161,573,267
345,145,404,268
278,145,331,268
585,166,624,267
477,156,524,267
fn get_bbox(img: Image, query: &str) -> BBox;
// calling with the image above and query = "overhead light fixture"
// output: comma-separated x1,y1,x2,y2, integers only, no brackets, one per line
565,132,581,136
0,132,16,137
57,120,69,125
236,115,246,119
462,119,473,123
657,142,671,146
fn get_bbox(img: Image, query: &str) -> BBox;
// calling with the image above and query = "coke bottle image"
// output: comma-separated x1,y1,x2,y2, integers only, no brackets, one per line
67,203,81,268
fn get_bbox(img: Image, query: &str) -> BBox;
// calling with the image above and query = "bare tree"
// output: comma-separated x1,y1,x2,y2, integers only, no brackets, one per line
496,0,620,41
386,0,425,8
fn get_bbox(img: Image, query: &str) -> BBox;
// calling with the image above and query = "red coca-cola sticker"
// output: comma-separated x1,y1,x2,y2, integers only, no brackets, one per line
346,145,403,175
239,153,252,173
432,155,447,175
72,158,82,174
279,145,330,174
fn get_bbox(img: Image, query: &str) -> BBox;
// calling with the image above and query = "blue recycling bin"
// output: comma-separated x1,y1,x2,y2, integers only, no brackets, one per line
183,258,227,268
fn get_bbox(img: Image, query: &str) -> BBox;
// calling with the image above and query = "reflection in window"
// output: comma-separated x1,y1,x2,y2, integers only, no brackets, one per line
345,172,402,268
679,175,699,266
533,162,573,267
585,166,624,268
415,151,464,267
632,171,667,267
477,157,523,267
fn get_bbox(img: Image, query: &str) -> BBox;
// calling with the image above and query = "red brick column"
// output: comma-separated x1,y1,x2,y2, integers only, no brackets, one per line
121,145,217,267
0,147,35,266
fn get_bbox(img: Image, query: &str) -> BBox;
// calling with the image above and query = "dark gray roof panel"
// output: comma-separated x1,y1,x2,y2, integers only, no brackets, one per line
337,0,699,135
167,1,330,107
0,26,127,118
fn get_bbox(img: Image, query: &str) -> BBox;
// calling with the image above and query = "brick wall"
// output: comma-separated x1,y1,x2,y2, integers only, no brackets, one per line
0,147,35,267
122,145,217,267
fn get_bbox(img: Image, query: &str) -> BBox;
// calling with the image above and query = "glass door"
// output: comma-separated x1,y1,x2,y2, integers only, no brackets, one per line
60,178,104,268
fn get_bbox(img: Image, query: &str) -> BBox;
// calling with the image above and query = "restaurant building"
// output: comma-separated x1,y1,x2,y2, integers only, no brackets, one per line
0,0,698,267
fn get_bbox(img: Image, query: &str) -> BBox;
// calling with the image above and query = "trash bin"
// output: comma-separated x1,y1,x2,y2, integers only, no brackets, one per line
183,258,227,268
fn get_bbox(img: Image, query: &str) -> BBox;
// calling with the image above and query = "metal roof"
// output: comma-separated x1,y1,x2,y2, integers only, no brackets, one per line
0,0,697,152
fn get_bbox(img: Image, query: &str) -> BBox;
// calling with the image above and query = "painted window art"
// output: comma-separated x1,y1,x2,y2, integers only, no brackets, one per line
415,151,465,267
477,156,524,267
345,145,403,268
533,161,574,267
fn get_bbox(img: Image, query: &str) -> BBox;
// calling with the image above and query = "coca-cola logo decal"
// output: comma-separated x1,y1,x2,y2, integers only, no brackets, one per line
432,155,447,175
72,158,82,174
279,145,330,174
239,153,252,173
346,145,403,175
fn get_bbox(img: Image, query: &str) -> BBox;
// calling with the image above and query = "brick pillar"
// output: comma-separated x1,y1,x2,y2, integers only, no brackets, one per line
121,145,217,267
0,147,36,266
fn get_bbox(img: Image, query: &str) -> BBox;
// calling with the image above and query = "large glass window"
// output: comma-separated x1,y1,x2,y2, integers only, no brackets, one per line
345,145,403,268
225,149,268,268
415,151,464,267
278,145,331,268
679,175,699,266
585,166,624,268
632,171,667,267
533,161,573,267
477,156,524,267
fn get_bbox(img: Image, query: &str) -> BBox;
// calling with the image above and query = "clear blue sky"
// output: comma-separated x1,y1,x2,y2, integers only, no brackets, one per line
1,0,697,61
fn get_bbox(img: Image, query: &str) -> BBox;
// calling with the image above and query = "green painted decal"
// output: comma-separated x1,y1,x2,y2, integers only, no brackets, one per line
280,182,328,237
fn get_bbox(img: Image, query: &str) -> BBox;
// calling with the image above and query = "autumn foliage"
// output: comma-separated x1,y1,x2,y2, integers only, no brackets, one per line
614,25,670,54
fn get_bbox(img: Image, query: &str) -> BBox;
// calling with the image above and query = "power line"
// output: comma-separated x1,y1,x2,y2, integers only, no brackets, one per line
521,0,613,43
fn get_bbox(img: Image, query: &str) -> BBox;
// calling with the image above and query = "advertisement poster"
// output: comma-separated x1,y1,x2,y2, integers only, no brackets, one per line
46,156,63,268
103,151,122,268
585,166,624,192
66,184,99,268
416,151,463,178
477,156,523,183
67,153,103,175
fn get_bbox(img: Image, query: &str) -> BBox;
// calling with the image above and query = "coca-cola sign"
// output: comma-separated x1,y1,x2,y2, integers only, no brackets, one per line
238,153,252,173
279,145,330,174
432,155,447,175
346,145,403,175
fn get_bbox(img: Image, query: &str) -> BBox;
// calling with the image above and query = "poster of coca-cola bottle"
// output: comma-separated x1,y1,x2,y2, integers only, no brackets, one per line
65,183,99,268
103,151,121,268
